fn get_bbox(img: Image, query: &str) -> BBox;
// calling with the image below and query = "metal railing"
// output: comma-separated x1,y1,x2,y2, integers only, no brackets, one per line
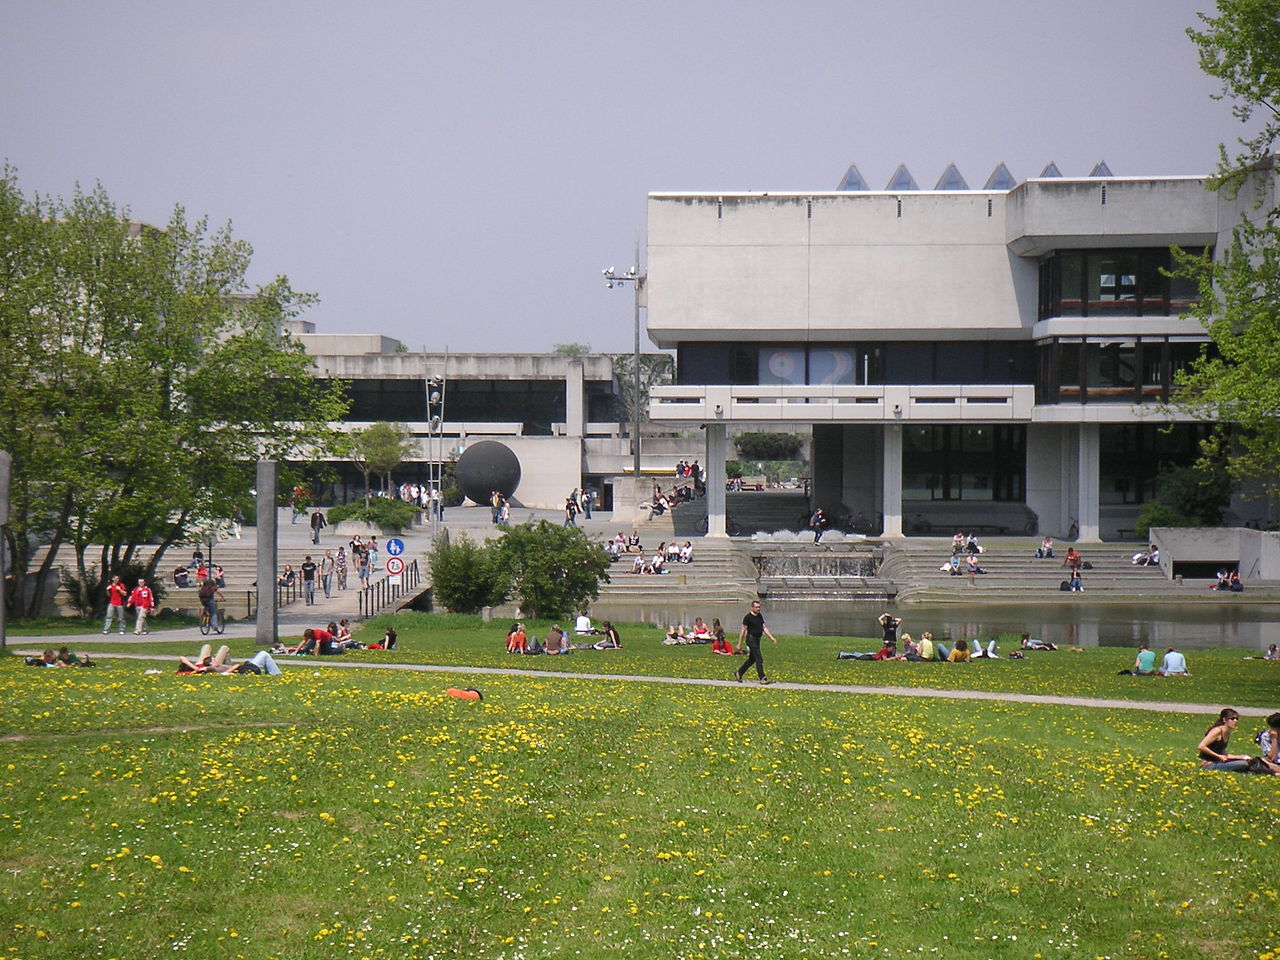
357,560,421,619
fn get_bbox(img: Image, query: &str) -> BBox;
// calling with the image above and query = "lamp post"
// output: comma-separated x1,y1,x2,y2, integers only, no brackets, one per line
602,260,645,478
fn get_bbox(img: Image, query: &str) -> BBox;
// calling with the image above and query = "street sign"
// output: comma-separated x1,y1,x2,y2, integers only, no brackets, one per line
385,556,405,576
385,537,406,557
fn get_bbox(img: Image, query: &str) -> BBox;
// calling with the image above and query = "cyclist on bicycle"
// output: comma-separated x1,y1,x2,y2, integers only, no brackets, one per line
197,576,224,631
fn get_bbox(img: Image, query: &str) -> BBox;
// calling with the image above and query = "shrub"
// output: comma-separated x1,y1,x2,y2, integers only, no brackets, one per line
427,532,506,613
440,483,465,508
734,431,805,461
489,520,612,619
60,562,164,618
327,498,417,530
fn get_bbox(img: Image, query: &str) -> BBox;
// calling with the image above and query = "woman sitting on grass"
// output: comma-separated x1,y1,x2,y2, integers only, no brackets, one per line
593,621,622,650
710,619,735,656
544,624,568,655
947,638,970,663
1198,708,1252,773
506,622,527,654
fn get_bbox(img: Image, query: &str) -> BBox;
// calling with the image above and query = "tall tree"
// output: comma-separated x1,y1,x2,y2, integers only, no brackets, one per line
347,422,415,503
611,353,674,437
1171,2,1280,495
0,168,347,616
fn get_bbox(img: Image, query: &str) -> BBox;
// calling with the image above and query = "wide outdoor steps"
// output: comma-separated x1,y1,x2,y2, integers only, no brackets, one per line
595,538,759,605
881,538,1280,602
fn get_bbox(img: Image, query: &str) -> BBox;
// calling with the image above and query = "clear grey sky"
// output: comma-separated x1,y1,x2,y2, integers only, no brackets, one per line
0,0,1248,354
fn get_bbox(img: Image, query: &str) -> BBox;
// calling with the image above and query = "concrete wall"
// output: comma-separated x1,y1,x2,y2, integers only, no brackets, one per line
647,192,1032,347
1151,527,1280,578
1025,424,1067,537
840,425,882,521
454,436,584,509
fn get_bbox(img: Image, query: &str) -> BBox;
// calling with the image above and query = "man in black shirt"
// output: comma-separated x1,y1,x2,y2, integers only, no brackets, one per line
736,599,778,684
300,555,318,605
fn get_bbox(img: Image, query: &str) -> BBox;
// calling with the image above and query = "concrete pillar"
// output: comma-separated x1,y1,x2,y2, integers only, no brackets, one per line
256,460,278,646
704,423,728,537
565,358,584,439
881,424,904,537
1077,423,1101,541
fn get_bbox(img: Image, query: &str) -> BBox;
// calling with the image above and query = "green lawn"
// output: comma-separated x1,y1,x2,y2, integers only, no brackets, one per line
1,632,1278,960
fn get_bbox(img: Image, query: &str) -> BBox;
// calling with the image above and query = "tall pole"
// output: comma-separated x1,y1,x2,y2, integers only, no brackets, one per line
633,268,642,479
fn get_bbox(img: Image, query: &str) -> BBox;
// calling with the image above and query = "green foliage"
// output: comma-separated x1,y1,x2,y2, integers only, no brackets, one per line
1135,463,1232,538
345,422,415,502
725,459,805,484
489,520,611,619
552,342,591,356
611,353,674,427
1172,3,1280,495
326,497,417,530
733,431,805,460
426,532,506,613
59,561,165,619
0,166,347,616
440,483,465,507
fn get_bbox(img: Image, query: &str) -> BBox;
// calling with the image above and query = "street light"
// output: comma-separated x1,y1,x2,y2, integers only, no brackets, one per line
602,259,645,478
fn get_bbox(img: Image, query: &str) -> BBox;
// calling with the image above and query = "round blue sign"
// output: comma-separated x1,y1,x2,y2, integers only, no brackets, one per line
385,537,406,557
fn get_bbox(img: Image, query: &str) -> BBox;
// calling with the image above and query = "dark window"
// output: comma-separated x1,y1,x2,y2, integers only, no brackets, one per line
320,379,426,422
1038,248,1205,319
1036,337,1210,404
902,424,1025,502
585,380,624,422
448,380,566,435
1100,424,1213,504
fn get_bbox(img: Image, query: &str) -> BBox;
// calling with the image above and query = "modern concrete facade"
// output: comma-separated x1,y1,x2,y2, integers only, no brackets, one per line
287,333,686,509
645,165,1270,540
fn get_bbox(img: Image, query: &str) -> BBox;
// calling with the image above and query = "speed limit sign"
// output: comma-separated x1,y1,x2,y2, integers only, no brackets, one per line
385,556,405,576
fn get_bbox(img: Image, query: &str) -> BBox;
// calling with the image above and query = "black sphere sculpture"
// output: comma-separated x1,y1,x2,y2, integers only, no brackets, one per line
454,441,522,505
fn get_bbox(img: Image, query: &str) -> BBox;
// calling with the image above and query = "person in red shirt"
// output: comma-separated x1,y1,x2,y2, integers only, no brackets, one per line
506,622,527,654
103,575,129,634
128,579,156,635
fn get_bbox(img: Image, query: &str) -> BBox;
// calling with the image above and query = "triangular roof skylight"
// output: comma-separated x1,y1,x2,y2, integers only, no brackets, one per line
1088,160,1113,177
983,162,1017,190
885,164,919,191
934,163,969,190
1039,161,1063,178
837,163,869,191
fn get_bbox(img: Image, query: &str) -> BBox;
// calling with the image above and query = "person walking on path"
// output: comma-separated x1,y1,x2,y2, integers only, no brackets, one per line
310,508,327,545
321,550,336,599
301,555,318,605
128,579,156,635
735,599,778,684
103,575,129,634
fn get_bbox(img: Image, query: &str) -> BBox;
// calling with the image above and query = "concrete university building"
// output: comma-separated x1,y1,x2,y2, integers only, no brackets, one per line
285,332,675,510
646,160,1273,540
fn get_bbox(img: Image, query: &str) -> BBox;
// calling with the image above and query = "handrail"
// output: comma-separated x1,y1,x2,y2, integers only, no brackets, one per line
357,559,421,619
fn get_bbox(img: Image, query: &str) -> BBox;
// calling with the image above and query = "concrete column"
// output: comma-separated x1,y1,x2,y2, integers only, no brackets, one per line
256,460,278,646
1077,423,1101,541
704,423,728,537
565,358,584,438
881,424,904,537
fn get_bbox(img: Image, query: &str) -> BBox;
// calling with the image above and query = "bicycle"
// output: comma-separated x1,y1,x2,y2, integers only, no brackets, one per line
199,604,224,636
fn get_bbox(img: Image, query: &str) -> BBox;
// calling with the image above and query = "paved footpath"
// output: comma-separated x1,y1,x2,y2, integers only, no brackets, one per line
11,647,1270,719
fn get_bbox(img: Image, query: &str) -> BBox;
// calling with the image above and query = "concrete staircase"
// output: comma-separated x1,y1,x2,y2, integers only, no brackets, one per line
881,537,1280,602
596,538,759,605
750,542,894,601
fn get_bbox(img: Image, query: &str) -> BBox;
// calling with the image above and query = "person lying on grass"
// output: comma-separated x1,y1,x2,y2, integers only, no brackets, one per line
1020,632,1058,651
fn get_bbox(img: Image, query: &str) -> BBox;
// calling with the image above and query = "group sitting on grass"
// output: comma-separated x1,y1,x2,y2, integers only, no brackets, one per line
276,622,361,656
837,614,998,662
506,617,622,655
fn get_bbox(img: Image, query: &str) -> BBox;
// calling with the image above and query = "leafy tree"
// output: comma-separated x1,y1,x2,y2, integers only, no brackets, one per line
734,432,805,461
326,498,417,529
347,421,415,503
1135,464,1233,538
1170,3,1280,496
0,167,347,617
611,353,674,437
552,342,591,357
489,520,611,619
426,531,506,613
